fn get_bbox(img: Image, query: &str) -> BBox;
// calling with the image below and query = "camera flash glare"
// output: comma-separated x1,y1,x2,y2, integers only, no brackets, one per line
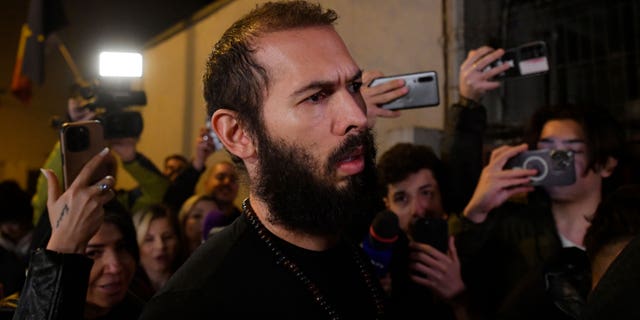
99,52,142,77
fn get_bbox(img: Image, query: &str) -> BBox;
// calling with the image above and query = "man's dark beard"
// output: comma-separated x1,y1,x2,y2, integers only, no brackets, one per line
253,128,379,238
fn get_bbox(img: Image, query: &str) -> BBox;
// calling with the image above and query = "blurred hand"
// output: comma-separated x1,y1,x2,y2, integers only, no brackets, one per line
463,143,537,223
459,46,511,102
361,70,407,128
409,236,465,300
194,127,216,171
67,97,96,122
109,137,138,162
379,273,392,295
43,147,116,254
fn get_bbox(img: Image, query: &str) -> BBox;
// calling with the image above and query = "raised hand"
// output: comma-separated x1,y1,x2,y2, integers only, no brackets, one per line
459,46,511,102
463,143,537,223
42,148,116,254
361,70,408,128
408,236,465,300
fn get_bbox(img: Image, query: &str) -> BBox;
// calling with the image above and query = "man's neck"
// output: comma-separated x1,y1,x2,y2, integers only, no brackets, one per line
552,191,601,247
248,195,338,251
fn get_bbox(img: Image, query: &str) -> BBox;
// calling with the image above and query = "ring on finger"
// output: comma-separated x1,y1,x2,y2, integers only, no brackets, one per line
97,183,110,193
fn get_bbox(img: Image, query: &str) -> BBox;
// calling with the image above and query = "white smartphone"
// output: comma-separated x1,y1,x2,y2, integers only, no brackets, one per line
368,71,440,110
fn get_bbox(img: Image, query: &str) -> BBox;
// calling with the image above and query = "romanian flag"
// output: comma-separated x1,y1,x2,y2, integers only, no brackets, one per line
10,0,67,104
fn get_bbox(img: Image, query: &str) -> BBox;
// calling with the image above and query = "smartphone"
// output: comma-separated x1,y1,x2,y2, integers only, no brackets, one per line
504,149,576,187
409,217,448,253
368,71,439,110
60,120,108,190
484,41,549,79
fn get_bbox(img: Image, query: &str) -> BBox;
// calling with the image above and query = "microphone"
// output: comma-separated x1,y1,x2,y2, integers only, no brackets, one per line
362,210,400,277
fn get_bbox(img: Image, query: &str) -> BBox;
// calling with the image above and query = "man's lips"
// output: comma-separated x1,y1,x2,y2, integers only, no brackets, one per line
335,146,365,176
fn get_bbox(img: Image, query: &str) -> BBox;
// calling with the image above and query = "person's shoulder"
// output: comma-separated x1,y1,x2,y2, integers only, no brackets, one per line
159,214,249,290
139,215,251,319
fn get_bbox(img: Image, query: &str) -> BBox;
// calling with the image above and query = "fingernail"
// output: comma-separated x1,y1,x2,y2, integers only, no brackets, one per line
100,147,110,156
39,168,48,178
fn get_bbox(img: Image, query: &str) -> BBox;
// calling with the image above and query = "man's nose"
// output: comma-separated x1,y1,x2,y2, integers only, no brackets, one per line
330,90,368,136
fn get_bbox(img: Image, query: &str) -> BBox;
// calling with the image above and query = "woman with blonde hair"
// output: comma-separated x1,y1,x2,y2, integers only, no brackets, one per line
178,194,220,255
133,204,184,293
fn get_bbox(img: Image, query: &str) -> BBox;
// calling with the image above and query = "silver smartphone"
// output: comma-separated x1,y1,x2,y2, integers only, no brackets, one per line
368,71,439,110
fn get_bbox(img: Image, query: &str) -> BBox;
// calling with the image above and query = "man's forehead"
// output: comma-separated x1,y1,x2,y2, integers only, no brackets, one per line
252,26,359,85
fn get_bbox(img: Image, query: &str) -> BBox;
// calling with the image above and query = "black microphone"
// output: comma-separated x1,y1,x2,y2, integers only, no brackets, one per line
362,209,400,277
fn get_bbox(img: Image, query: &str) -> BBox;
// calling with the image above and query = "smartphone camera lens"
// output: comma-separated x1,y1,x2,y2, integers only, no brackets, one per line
418,76,434,83
66,126,90,152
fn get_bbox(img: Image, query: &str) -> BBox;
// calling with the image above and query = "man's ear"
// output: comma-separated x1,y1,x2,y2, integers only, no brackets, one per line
211,110,256,160
599,156,618,178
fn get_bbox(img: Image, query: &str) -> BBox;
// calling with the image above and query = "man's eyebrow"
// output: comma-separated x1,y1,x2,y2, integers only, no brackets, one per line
86,244,105,249
291,70,363,98
539,138,585,144
349,70,363,83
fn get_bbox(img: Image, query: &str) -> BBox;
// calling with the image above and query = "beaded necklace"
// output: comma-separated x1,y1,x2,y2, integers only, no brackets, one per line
242,199,385,320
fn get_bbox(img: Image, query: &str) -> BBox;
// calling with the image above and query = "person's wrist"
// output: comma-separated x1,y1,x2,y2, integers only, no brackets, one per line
46,236,86,254
458,95,482,108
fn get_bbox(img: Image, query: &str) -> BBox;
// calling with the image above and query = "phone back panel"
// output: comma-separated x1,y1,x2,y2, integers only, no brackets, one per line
369,71,439,110
60,120,107,190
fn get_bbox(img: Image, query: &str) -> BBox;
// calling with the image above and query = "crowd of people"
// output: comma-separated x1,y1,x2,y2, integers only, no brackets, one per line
2,1,640,319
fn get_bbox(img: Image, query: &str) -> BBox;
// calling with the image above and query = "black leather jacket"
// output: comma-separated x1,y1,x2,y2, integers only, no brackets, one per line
13,249,92,320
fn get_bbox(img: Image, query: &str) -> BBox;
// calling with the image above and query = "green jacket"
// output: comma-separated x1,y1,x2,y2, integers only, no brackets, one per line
31,142,169,223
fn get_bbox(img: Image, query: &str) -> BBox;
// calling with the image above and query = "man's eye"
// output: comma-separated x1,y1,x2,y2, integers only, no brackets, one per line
306,91,328,103
85,250,102,259
348,81,363,93
393,195,408,205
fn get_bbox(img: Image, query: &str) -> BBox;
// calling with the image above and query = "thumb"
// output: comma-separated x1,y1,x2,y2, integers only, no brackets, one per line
448,235,459,262
41,168,61,208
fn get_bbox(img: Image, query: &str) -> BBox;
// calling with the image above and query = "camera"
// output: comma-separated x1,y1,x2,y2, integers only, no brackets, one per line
504,149,576,187
409,217,448,253
79,84,147,139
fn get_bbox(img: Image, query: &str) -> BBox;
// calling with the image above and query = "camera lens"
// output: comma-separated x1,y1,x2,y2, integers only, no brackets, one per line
551,150,572,169
65,126,90,152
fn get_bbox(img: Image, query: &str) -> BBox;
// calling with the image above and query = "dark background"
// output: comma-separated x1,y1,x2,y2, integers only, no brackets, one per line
464,0,640,146
0,0,214,110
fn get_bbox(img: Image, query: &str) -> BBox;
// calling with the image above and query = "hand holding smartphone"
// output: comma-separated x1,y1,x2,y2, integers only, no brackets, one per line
483,41,549,79
368,71,439,110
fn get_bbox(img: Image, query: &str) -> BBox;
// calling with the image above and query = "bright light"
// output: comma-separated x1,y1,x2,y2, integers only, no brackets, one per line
99,52,142,77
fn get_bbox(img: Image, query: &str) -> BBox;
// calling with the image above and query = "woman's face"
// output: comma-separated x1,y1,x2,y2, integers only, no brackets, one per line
85,223,136,311
185,199,219,243
140,217,178,274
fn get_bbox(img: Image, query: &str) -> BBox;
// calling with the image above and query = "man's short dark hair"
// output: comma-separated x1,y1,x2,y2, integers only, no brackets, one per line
202,0,338,169
164,154,188,166
526,105,625,174
584,184,640,262
376,143,449,210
